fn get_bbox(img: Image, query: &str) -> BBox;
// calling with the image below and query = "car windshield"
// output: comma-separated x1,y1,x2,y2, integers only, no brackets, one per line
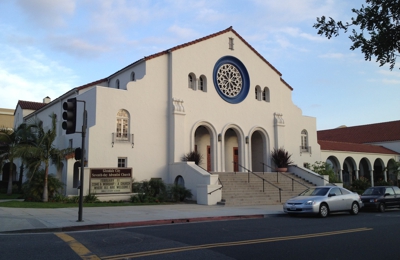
299,187,330,196
362,187,384,195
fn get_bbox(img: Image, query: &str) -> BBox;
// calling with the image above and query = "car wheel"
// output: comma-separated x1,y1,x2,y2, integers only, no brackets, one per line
319,203,329,218
378,203,385,213
350,202,359,215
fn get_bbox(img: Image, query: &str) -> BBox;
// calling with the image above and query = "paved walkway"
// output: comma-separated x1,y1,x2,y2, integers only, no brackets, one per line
0,201,284,233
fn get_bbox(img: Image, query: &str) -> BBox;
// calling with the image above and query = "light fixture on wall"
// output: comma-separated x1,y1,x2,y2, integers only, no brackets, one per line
218,134,222,142
245,136,249,144
111,133,115,147
131,134,134,148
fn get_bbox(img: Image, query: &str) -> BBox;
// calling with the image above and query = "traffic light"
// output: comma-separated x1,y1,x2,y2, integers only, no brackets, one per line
62,98,77,134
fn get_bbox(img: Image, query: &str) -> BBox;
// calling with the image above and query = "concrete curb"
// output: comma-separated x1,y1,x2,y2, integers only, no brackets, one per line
1,214,275,234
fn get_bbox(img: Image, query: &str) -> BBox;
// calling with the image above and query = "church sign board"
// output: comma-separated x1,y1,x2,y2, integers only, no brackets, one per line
90,168,132,194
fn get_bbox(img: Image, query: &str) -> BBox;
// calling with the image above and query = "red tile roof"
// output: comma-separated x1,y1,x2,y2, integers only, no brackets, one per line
318,140,398,155
145,26,293,91
17,100,47,111
318,120,400,143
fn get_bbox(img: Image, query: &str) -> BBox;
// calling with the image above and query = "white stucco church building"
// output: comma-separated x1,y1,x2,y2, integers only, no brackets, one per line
12,27,372,204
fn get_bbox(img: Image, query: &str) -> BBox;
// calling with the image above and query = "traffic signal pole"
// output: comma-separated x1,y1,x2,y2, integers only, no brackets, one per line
62,98,86,222
78,107,87,222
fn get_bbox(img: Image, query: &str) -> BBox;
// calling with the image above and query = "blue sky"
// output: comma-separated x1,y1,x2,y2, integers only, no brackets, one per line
0,0,399,130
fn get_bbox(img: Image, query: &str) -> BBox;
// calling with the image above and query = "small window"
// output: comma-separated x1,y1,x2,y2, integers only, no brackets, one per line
131,71,135,81
198,75,207,92
263,87,270,102
116,79,120,89
255,86,261,100
116,109,129,140
229,37,234,50
301,129,308,152
118,157,127,167
188,73,196,90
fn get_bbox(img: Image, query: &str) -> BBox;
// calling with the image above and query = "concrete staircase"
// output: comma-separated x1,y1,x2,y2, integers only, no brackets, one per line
215,171,314,206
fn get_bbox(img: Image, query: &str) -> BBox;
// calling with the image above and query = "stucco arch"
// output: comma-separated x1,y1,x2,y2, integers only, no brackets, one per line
326,156,342,182
373,158,386,183
343,156,357,184
247,126,271,172
359,157,372,184
190,120,218,171
220,123,245,172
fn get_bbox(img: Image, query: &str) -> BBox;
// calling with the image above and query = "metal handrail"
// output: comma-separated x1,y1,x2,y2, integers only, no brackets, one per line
197,165,223,195
288,164,337,186
234,162,282,202
260,162,310,190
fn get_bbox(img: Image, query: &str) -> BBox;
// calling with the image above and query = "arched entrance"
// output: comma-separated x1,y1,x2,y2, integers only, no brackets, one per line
1,162,17,182
249,129,269,172
343,157,357,184
194,126,212,171
373,158,385,185
326,156,341,183
359,158,372,184
224,128,242,172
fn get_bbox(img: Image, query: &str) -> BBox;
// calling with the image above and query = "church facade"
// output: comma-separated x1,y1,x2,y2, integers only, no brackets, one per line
13,27,324,203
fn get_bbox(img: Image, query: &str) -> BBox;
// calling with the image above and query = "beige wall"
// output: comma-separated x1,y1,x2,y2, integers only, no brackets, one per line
0,108,14,129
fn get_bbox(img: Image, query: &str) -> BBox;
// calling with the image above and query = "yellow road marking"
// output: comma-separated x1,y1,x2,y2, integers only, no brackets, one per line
55,233,101,260
102,227,373,259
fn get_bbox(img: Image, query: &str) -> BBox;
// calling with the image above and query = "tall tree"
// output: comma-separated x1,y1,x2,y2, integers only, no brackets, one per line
314,0,400,70
16,113,73,202
0,124,33,195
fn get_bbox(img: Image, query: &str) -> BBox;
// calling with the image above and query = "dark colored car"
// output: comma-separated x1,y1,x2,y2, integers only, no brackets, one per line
361,186,400,212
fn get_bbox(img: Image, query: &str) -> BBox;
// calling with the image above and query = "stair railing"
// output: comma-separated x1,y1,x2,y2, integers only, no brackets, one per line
260,162,310,191
234,162,282,202
197,165,223,195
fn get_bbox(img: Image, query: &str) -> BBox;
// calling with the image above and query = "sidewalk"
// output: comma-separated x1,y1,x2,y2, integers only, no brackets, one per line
0,202,284,233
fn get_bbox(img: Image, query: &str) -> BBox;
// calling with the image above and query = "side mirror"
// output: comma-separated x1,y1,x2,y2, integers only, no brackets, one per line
384,193,390,197
329,193,336,197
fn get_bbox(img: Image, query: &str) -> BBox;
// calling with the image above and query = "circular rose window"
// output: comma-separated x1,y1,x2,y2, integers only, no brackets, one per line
216,64,243,97
213,56,250,104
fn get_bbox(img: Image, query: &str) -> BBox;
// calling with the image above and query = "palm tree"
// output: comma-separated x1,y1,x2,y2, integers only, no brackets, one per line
0,124,34,195
16,113,73,202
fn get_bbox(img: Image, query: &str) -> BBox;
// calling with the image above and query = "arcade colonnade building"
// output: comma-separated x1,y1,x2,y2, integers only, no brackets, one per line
318,121,400,187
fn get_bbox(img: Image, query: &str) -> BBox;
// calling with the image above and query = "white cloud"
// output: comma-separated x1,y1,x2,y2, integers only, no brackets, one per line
319,53,345,59
382,79,400,85
252,0,338,23
16,0,76,28
0,45,77,108
48,36,110,58
168,25,201,40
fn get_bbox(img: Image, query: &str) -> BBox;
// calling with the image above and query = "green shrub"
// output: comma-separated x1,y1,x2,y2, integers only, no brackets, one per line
22,170,65,202
351,177,370,193
307,161,341,183
84,193,99,203
181,151,203,165
170,184,192,202
67,196,80,203
131,179,168,203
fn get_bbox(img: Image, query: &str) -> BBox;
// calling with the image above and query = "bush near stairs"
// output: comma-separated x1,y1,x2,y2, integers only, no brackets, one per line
216,172,314,206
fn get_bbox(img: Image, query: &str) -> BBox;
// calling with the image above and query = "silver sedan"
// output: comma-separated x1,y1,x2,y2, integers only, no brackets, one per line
283,186,363,218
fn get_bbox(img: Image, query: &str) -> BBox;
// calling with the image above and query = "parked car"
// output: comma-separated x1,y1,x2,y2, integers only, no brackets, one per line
283,186,363,218
360,186,400,212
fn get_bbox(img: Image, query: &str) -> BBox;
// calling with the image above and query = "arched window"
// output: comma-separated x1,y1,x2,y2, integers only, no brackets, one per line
301,129,309,152
255,85,261,100
116,109,129,140
188,73,196,90
116,79,120,89
131,72,135,81
263,87,270,102
198,75,207,92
